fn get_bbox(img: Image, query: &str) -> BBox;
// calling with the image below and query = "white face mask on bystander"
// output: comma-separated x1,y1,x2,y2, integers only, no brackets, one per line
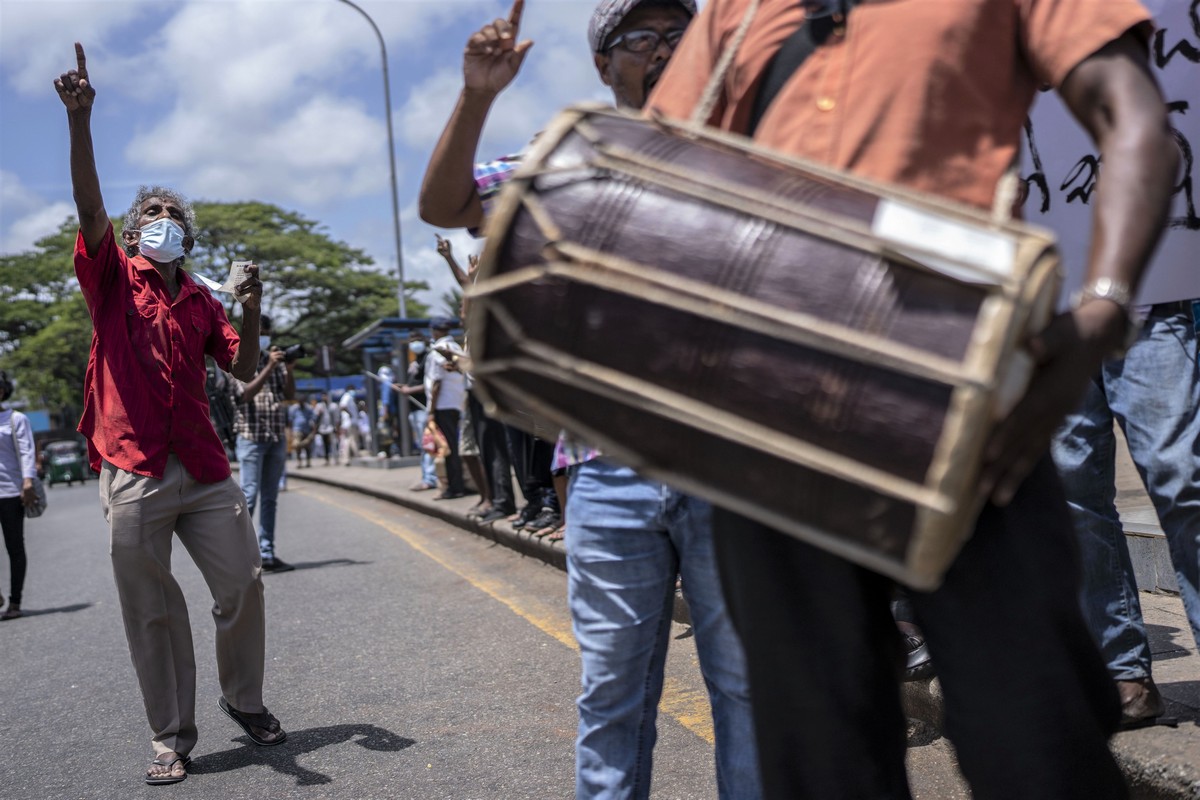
137,218,187,263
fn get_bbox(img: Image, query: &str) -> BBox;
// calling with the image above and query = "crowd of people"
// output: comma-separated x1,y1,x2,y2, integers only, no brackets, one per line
20,0,1195,795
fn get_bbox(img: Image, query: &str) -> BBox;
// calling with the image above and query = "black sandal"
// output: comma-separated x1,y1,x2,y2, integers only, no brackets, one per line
218,697,287,746
144,754,190,785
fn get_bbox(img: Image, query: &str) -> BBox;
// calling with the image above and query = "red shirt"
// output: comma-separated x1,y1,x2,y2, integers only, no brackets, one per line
75,224,240,481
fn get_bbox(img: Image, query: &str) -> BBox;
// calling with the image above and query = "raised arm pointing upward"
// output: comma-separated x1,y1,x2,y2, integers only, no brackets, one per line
419,0,533,229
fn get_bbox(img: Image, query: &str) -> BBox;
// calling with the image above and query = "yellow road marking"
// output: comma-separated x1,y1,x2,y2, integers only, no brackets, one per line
304,487,716,744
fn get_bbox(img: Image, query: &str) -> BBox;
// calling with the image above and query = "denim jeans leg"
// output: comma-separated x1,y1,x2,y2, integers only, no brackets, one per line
409,409,437,485
256,438,288,560
1105,305,1200,655
236,436,262,517
1051,378,1151,679
666,493,760,800
567,461,675,800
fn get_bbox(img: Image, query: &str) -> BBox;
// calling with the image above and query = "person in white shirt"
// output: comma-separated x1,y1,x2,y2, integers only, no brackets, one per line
426,318,468,499
338,392,360,465
0,370,39,621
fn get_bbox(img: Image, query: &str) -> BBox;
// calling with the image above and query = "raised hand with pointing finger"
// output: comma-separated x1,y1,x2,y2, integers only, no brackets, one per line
54,42,95,113
464,0,533,97
419,0,535,229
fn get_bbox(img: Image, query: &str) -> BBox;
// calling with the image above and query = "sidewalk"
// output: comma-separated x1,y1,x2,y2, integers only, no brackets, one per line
284,456,1199,799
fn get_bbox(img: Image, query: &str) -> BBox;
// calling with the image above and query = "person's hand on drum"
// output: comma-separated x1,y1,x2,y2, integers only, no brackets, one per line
979,300,1129,506
464,0,533,97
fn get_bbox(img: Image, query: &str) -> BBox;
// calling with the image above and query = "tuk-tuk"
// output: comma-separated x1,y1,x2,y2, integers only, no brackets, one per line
42,439,89,487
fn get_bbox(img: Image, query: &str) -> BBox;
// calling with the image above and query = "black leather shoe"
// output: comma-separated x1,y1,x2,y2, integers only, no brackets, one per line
478,508,510,523
512,504,543,530
261,557,295,573
525,508,562,533
1117,677,1167,729
898,621,935,682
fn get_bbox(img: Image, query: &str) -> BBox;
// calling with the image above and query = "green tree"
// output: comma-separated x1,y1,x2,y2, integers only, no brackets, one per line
0,201,428,415
187,201,428,376
441,287,464,319
0,220,91,420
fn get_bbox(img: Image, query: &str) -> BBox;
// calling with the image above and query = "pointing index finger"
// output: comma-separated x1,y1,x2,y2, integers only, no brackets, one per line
75,42,88,78
508,0,524,33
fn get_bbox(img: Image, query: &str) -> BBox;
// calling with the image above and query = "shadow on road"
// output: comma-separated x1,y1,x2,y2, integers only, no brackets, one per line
279,558,372,573
10,602,93,618
189,723,415,785
1147,621,1193,662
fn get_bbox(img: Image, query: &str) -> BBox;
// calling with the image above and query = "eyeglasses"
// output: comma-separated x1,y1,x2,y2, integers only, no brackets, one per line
604,28,686,54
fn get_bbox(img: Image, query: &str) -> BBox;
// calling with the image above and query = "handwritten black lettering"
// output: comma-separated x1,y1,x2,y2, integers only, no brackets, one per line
1153,0,1200,70
1021,118,1051,213
1061,154,1102,205
1167,100,1200,230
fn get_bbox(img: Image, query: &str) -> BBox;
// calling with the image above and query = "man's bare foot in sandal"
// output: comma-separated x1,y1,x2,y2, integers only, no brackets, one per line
145,753,190,785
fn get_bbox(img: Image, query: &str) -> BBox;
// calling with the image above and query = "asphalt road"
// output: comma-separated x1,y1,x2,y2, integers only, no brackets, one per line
0,478,971,800
0,479,730,800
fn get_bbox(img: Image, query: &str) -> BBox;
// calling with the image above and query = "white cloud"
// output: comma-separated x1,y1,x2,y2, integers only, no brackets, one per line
0,0,158,96
128,92,390,206
397,198,482,313
395,2,617,160
0,171,74,254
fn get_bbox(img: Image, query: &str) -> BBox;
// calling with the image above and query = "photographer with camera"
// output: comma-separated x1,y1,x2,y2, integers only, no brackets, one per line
231,314,297,572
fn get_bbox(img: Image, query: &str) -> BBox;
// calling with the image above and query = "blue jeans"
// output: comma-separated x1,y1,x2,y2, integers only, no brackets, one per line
409,408,437,486
566,459,759,800
236,436,288,560
1051,302,1200,679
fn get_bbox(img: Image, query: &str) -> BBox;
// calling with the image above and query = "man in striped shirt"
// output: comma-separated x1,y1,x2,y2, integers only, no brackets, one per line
232,314,297,572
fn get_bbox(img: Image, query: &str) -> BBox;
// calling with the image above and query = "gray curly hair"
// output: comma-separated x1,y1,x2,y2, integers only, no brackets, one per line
122,185,198,243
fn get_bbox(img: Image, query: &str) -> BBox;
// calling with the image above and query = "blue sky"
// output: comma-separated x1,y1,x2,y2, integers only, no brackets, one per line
0,0,615,313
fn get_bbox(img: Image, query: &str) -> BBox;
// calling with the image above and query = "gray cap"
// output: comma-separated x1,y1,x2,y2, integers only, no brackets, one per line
587,0,697,53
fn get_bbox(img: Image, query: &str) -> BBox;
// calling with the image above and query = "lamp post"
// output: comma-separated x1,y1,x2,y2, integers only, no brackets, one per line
337,0,407,319
338,0,412,461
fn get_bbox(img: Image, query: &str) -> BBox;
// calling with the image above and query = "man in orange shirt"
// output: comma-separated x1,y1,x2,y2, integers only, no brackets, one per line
649,1,1177,797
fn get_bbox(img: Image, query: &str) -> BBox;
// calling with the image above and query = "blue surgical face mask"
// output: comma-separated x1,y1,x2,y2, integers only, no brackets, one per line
259,335,271,350
137,218,187,263
409,342,426,355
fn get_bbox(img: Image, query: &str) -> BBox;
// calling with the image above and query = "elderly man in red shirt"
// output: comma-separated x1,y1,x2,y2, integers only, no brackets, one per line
55,44,286,786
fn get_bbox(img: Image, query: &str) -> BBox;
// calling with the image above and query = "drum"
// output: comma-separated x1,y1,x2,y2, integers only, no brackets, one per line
467,104,1060,589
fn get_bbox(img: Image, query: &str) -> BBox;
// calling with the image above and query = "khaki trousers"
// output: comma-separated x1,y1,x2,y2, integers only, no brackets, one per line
101,455,266,757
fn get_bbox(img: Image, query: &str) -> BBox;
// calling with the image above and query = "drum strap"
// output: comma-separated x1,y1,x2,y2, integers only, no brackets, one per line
688,0,1018,224
749,0,863,136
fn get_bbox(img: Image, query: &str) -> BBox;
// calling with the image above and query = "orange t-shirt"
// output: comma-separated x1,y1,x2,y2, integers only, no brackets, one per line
647,0,1152,210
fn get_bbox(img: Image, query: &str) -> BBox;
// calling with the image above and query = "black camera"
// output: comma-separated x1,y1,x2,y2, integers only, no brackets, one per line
283,344,308,364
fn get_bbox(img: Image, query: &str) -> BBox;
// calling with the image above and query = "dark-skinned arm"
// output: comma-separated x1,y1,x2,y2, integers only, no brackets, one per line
282,360,296,401
54,43,106,256
981,32,1178,505
436,234,472,288
239,350,285,402
418,0,532,228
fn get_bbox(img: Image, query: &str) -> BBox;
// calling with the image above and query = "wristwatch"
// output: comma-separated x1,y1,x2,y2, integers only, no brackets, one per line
1069,277,1141,358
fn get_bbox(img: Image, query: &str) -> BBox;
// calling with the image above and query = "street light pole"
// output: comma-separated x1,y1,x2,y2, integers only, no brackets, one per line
337,0,407,319
338,0,412,462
